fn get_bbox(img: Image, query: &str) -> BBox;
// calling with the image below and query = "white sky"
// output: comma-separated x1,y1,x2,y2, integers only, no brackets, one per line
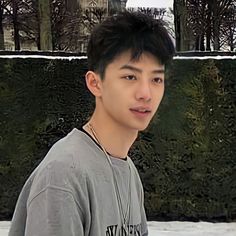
126,0,173,8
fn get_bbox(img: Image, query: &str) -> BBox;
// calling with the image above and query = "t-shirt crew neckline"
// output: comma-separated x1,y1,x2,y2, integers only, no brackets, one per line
78,127,128,162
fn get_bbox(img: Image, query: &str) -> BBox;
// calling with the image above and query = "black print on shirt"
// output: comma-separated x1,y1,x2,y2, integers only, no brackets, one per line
106,223,141,236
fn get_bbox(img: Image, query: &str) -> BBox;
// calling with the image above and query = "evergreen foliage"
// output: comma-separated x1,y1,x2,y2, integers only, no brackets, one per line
0,56,235,222
131,59,236,221
0,57,93,219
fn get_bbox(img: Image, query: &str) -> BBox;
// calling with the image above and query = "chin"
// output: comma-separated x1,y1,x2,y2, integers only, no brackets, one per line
138,126,149,131
125,120,151,132
135,123,150,132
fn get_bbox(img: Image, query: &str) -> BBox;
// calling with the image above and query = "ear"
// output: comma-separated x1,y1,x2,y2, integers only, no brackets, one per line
85,71,102,97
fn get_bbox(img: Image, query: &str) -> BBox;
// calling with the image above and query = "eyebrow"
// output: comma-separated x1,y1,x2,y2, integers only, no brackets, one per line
119,64,165,74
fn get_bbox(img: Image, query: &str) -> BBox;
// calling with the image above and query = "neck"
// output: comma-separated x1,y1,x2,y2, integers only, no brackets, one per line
83,111,138,159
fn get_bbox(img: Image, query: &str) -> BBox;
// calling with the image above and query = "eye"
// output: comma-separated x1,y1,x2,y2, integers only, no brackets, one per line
153,77,164,84
123,75,137,81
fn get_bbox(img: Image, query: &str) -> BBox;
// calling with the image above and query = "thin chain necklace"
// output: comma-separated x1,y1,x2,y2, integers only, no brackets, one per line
87,123,132,235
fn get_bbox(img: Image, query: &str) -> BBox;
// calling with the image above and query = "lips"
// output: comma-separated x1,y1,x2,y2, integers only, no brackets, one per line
130,106,151,113
129,107,152,119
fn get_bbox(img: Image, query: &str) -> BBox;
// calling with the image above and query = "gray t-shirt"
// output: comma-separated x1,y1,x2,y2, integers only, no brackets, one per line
9,128,148,236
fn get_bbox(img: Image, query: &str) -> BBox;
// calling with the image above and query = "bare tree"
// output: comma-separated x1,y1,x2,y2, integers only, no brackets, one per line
219,1,236,51
1,0,38,50
38,0,52,50
174,0,236,51
174,0,193,51
82,7,107,31
0,1,5,49
12,0,20,49
20,0,39,49
65,0,78,12
210,0,233,50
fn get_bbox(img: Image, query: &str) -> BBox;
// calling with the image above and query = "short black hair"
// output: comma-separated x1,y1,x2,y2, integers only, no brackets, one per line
87,11,175,78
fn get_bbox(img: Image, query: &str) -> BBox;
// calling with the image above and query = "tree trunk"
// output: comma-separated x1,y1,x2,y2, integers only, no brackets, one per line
0,4,5,50
65,0,78,12
205,1,212,51
195,36,200,51
229,26,234,51
38,0,52,50
195,35,205,51
212,17,220,51
212,1,220,51
12,0,20,50
174,0,181,51
174,0,189,51
200,34,205,51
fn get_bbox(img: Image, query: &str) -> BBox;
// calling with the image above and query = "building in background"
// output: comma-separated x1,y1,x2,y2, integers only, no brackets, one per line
78,0,127,52
80,0,108,9
3,0,127,52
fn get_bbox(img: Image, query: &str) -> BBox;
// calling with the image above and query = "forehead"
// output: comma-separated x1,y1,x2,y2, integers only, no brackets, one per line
107,50,164,70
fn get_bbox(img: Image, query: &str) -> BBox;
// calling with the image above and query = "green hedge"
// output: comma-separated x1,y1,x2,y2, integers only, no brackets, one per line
0,54,235,222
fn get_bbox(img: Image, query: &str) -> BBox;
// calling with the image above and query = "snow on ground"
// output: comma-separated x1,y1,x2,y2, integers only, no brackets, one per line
148,221,236,236
1,221,236,236
0,222,9,236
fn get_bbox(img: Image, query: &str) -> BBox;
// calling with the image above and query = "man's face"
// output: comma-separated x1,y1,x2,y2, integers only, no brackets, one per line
96,51,165,131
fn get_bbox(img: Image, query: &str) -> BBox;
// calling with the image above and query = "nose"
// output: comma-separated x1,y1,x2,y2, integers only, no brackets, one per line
135,81,151,102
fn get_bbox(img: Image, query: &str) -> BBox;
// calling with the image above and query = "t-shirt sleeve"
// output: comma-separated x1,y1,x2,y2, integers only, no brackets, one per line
129,158,149,236
139,182,148,236
141,203,148,236
25,186,84,236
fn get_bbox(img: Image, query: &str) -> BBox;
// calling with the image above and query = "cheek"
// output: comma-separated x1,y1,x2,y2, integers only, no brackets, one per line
103,87,124,107
154,86,165,99
160,88,165,100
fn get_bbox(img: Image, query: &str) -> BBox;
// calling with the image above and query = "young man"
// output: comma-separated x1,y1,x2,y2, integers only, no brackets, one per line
9,11,174,236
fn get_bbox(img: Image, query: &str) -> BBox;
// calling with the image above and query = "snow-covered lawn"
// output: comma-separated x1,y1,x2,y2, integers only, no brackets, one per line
0,222,10,236
148,221,236,236
1,221,236,236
